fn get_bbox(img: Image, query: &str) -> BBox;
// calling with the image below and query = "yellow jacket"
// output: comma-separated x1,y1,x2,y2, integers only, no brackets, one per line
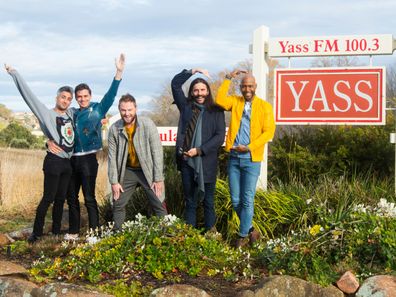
215,79,276,162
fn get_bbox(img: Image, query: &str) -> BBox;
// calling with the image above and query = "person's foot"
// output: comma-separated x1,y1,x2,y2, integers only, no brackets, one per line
64,233,79,241
234,236,249,248
249,228,261,245
27,233,40,243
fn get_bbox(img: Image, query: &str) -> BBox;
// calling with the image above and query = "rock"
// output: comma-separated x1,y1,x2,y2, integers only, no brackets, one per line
0,276,39,297
236,290,255,297
150,284,212,297
0,261,27,276
8,227,32,240
31,282,114,297
336,270,359,294
356,275,396,297
251,275,343,297
0,233,14,247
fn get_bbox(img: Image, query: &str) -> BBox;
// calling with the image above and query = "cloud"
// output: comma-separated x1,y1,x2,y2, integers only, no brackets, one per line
1,0,396,112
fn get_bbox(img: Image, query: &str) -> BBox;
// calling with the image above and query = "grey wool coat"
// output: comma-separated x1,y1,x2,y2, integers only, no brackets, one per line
107,116,165,202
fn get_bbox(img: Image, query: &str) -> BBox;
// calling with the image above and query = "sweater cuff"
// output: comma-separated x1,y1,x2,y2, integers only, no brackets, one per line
196,147,202,156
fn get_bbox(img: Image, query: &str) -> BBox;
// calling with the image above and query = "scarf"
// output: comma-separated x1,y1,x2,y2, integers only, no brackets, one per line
186,103,205,197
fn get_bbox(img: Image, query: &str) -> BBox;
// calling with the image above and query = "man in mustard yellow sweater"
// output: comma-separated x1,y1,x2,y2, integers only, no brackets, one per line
215,70,276,247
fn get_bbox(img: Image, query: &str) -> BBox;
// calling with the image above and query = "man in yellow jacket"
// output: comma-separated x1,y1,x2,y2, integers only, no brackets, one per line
215,70,276,247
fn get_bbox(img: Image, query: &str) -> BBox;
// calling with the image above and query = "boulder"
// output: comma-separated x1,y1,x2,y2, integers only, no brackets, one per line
8,227,32,240
236,290,255,297
0,261,27,276
246,275,343,297
31,282,114,297
0,234,14,247
150,284,212,297
0,276,38,297
356,275,396,297
336,270,359,294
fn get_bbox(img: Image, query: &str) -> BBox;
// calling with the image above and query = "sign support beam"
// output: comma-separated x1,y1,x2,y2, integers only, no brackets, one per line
252,25,270,190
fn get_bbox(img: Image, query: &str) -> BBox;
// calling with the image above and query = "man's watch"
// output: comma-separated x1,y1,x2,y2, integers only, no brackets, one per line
225,74,232,80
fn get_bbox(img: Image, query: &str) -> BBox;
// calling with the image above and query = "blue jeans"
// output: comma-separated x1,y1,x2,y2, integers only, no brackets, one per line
227,156,261,237
181,162,216,230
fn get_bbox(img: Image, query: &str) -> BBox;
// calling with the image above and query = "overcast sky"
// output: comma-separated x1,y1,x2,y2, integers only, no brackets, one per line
1,0,396,113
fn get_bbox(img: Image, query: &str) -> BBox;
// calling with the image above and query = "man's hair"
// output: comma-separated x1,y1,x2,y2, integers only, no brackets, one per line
188,78,215,110
57,86,74,97
75,83,91,96
118,93,137,108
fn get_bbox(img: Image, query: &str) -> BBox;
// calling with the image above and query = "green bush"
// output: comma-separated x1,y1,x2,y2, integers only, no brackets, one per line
9,138,30,149
270,115,395,182
0,122,42,148
30,215,254,285
257,198,396,286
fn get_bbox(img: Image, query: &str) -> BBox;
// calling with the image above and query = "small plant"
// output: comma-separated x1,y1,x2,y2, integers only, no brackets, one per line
257,198,396,286
30,214,255,285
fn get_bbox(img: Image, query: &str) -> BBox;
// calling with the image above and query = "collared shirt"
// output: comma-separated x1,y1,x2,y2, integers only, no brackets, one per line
231,101,252,159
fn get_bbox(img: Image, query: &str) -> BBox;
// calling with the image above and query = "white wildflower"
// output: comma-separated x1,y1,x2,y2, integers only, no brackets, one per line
86,236,100,245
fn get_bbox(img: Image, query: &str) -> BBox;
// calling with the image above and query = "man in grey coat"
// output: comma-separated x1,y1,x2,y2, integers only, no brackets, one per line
108,93,167,230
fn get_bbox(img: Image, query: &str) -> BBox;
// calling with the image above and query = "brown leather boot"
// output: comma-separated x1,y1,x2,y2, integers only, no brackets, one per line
249,229,261,245
234,236,249,248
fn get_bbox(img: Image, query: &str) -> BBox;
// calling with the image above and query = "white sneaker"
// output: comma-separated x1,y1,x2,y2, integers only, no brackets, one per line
64,233,79,241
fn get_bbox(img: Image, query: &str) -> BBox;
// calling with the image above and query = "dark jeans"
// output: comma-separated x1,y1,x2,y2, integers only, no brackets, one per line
33,153,72,236
67,153,99,233
113,168,167,230
181,161,216,230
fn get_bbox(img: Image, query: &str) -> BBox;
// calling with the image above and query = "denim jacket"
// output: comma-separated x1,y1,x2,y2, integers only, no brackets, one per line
69,79,121,154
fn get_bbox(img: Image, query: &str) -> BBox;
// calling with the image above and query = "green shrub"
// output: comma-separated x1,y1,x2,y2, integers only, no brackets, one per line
30,215,254,284
9,138,30,149
270,116,394,182
257,198,396,286
0,122,40,148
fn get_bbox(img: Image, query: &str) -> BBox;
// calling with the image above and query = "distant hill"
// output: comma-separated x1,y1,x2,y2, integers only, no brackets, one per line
0,103,42,135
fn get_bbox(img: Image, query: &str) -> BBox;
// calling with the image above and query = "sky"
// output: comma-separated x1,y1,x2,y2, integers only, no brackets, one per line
1,0,396,114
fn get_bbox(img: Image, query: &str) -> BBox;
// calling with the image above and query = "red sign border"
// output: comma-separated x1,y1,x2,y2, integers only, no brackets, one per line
274,67,386,125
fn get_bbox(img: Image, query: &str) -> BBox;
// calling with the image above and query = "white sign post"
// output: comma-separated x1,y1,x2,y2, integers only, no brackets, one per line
252,26,270,190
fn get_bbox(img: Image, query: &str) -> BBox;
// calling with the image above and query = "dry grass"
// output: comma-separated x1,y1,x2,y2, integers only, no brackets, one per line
0,148,109,218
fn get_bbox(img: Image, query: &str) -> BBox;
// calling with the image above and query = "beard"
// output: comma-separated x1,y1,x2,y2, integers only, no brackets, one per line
192,95,207,104
123,115,136,125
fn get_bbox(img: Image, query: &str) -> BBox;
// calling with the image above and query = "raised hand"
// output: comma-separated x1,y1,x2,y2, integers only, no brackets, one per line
192,68,211,79
228,69,248,79
115,53,125,80
4,63,14,73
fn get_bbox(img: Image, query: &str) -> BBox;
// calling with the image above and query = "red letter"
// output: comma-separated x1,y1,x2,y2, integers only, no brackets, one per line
279,41,289,53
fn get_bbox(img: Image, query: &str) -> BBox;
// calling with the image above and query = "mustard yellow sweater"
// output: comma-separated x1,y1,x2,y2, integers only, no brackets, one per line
215,79,276,162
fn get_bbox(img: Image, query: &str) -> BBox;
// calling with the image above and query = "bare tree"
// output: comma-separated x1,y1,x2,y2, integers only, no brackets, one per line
311,56,362,68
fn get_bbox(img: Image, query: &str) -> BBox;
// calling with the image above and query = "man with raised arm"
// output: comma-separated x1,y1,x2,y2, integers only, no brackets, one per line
49,54,125,240
215,70,276,247
5,64,74,243
108,94,167,230
171,68,225,231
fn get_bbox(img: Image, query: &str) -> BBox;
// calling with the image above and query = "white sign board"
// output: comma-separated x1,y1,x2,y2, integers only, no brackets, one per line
269,34,394,57
157,126,178,146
